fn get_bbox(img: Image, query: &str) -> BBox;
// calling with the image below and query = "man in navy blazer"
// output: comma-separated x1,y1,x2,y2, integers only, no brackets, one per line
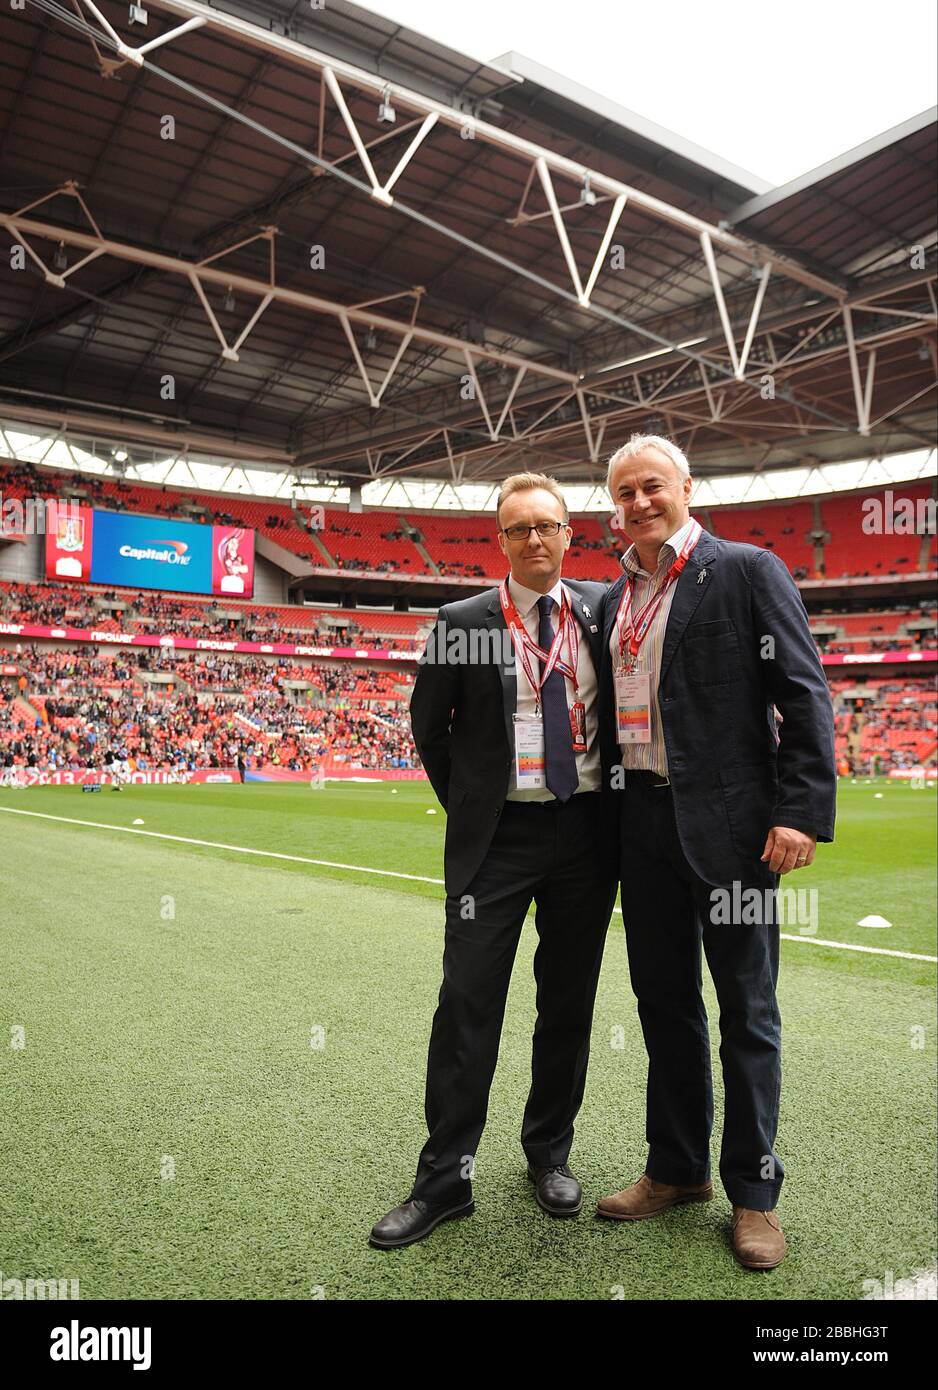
594,435,836,1270
370,473,618,1250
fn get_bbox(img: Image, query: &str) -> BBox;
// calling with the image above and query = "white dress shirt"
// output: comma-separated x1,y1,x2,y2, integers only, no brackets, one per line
609,517,697,777
505,573,601,801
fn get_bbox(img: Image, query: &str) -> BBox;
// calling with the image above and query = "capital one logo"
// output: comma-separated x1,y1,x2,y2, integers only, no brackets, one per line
119,539,191,565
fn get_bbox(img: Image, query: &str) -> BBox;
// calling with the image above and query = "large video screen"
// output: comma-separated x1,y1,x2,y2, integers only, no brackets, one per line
45,506,255,597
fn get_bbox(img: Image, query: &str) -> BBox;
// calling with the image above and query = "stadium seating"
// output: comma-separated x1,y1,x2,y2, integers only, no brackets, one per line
0,580,426,649
321,509,430,573
0,642,418,774
821,483,934,578
409,511,497,577
708,500,817,574
829,675,937,772
4,618,935,776
5,579,932,659
2,456,936,777
3,455,933,581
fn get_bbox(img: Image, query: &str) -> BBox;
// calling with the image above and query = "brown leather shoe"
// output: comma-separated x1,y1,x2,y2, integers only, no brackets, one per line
731,1206,787,1269
596,1172,713,1221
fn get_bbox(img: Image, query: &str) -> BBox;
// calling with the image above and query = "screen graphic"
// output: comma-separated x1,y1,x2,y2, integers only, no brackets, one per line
45,507,255,597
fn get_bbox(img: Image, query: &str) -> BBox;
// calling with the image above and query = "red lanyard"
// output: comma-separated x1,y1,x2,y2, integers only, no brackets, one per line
499,579,580,708
614,520,702,669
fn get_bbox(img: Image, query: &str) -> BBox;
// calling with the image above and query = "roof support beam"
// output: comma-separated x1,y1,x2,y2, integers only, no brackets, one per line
67,0,846,300
79,0,204,62
0,204,575,385
29,0,855,439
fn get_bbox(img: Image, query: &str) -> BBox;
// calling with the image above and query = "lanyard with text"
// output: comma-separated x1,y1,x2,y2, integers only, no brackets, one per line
499,580,587,751
613,519,703,674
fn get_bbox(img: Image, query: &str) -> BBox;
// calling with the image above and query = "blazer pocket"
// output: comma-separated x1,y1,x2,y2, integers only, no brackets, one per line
719,762,778,856
684,620,742,685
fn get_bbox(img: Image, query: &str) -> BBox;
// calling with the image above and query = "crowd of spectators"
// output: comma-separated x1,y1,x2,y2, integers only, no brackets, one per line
830,676,937,774
0,580,421,650
4,633,934,779
0,642,418,775
812,604,936,656
435,559,487,577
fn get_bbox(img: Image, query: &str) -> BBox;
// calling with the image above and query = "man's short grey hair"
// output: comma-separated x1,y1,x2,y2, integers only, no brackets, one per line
605,434,692,491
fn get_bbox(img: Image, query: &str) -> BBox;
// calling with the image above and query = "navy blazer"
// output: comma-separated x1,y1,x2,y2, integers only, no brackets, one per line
411,577,613,897
598,530,836,889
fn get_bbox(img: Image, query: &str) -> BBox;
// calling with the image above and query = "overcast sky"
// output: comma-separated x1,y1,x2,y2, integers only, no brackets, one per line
362,0,937,186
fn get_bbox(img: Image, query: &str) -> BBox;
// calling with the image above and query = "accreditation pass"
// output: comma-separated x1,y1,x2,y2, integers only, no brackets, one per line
513,712,546,788
615,671,652,744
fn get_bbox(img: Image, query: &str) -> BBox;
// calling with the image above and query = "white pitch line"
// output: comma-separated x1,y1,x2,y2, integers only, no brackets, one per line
1,804,936,963
775,933,936,962
0,805,446,885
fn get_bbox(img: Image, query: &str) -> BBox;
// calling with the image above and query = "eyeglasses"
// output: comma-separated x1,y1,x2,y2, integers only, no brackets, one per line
500,521,565,541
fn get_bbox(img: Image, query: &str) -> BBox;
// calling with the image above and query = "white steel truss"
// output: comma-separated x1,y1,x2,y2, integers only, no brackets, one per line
2,421,934,514
1,191,578,425
11,3,938,473
52,0,846,352
98,1,842,285
294,269,937,476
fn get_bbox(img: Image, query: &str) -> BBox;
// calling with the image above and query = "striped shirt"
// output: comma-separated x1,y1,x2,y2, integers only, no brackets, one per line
609,518,697,776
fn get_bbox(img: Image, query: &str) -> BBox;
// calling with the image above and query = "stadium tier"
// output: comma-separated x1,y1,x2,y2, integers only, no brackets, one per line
2,458,935,582
828,676,938,772
810,607,937,654
566,517,622,579
0,580,427,648
0,642,418,777
3,642,934,779
321,509,430,573
2,594,935,777
3,579,933,658
409,511,499,577
2,458,936,779
705,500,816,574
820,483,937,577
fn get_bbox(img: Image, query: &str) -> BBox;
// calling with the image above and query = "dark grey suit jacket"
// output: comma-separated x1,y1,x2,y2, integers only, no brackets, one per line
411,577,612,896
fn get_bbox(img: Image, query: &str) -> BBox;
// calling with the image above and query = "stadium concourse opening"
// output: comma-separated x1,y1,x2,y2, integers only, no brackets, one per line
0,0,935,1329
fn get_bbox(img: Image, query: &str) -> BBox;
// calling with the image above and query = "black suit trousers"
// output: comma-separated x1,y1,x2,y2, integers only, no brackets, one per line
619,779,784,1210
410,791,616,1207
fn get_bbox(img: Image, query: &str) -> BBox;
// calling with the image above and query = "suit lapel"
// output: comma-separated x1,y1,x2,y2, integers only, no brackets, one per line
603,574,626,663
485,592,516,752
659,533,718,682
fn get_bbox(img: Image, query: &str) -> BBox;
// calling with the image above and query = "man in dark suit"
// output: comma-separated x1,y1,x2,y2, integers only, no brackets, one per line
594,435,836,1270
369,473,618,1249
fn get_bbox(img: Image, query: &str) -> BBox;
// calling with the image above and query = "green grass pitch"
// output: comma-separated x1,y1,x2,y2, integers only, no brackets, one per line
0,779,935,1301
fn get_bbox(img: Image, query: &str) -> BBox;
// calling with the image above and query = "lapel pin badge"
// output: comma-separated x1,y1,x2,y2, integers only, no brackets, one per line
582,604,592,619
697,568,708,585
589,624,598,632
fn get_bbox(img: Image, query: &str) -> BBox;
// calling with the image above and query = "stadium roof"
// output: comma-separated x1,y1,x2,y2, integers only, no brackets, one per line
0,0,935,492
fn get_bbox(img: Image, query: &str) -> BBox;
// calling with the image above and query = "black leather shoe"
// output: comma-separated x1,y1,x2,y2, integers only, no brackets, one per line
368,1196,475,1249
527,1164,582,1216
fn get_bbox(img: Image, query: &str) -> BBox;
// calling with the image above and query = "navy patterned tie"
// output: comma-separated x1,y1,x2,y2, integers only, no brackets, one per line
536,595,578,802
